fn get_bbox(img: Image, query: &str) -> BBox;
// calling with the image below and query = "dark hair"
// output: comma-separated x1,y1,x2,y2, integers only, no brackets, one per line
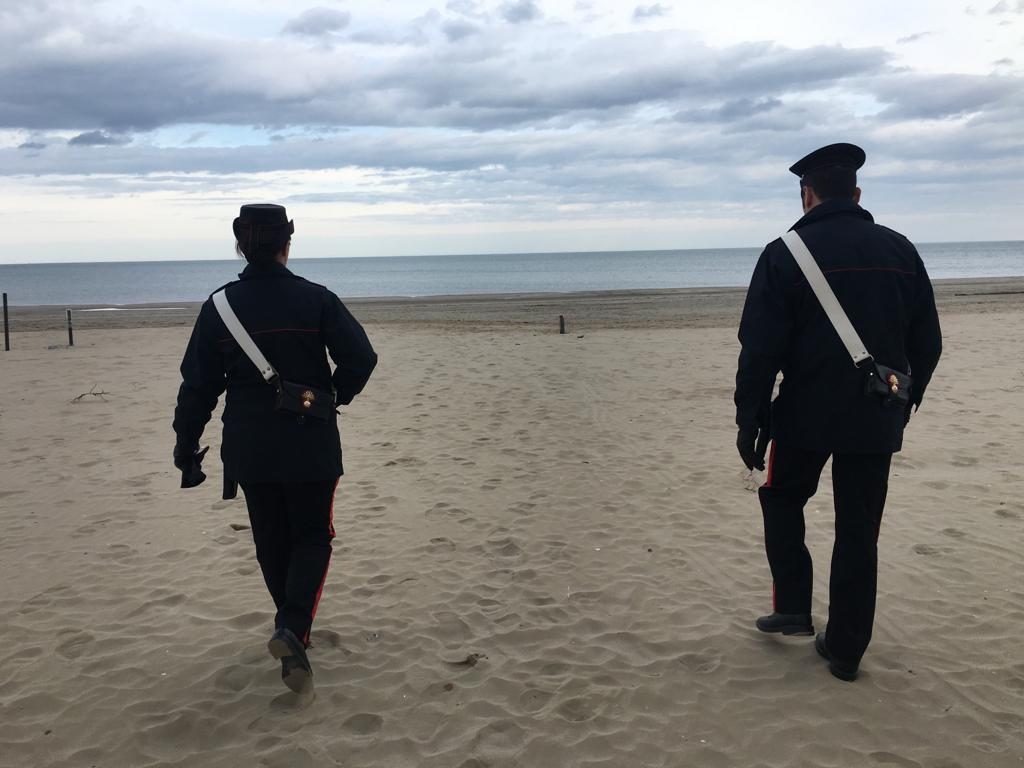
801,166,857,201
234,227,290,266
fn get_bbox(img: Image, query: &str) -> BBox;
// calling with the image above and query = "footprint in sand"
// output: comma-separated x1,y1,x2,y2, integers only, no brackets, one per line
519,688,554,713
309,629,351,654
950,456,979,467
384,456,424,468
539,662,571,677
342,713,383,735
912,543,951,556
484,537,523,557
677,651,722,675
556,696,601,722
869,752,922,767
426,537,456,552
55,630,95,659
213,664,253,693
965,732,1005,753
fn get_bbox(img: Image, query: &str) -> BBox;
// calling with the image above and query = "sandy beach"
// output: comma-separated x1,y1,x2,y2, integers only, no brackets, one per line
1,283,1023,767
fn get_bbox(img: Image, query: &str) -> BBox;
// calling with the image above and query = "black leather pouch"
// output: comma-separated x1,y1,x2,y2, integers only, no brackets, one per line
274,379,335,421
864,362,912,407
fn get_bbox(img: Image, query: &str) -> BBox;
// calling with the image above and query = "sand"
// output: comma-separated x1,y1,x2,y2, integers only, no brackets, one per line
0,285,1022,768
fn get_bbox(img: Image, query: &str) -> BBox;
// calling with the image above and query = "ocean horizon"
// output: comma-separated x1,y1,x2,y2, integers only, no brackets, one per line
1,241,1022,307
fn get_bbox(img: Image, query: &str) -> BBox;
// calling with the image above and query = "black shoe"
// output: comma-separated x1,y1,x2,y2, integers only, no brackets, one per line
755,612,814,636
268,628,313,693
815,632,858,682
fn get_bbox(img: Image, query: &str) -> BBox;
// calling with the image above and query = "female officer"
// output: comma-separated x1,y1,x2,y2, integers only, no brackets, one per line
172,204,377,693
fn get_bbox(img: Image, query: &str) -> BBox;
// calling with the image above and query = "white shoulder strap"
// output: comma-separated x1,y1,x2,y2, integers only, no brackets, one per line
780,230,872,366
212,290,278,382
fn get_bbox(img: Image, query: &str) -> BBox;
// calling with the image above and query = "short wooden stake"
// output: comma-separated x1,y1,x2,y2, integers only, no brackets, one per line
2,293,9,351
559,315,566,335
66,308,74,347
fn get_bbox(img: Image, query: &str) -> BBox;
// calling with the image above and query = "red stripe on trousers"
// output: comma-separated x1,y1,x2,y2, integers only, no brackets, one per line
305,478,339,646
765,441,776,610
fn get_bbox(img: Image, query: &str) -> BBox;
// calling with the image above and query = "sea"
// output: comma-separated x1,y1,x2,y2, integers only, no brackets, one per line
1,241,1022,307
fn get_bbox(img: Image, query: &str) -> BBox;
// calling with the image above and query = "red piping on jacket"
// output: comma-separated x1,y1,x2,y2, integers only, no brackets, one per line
217,327,319,343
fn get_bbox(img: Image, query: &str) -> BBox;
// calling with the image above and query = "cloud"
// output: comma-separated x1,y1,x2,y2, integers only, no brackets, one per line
987,0,1024,11
633,4,669,20
67,130,130,146
870,72,1020,119
0,9,895,134
283,7,352,36
18,141,47,150
500,0,541,24
446,0,483,15
0,1,1022,251
442,20,480,41
896,31,932,43
675,97,786,124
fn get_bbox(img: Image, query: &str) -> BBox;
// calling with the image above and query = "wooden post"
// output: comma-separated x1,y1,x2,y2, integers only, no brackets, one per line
66,308,74,347
2,293,9,351
559,315,566,335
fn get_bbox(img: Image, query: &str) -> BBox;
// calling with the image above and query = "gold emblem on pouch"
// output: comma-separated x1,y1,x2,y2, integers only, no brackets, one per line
302,390,315,408
887,374,899,394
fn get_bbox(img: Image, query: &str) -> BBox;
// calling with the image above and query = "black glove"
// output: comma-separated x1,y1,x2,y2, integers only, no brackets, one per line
174,445,209,489
737,427,770,471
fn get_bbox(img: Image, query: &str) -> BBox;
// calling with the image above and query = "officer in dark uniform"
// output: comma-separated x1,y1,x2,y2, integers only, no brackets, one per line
734,144,942,681
172,204,377,693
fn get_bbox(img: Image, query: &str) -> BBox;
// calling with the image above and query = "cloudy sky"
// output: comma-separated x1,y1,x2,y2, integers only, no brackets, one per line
1,0,1022,263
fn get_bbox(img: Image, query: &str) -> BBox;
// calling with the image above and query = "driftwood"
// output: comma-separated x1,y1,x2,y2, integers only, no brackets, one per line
71,385,110,403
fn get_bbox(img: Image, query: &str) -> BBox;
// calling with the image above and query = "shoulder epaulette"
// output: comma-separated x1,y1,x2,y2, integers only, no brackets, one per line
877,224,912,244
207,279,240,300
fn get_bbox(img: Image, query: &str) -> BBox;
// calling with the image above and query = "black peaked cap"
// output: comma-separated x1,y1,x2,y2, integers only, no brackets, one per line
233,203,294,236
789,143,866,177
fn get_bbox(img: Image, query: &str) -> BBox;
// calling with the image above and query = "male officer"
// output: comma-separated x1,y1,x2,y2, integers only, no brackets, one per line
734,144,942,681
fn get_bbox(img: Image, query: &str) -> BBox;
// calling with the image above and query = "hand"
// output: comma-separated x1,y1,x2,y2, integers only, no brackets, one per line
174,445,209,488
737,427,770,471
174,444,199,470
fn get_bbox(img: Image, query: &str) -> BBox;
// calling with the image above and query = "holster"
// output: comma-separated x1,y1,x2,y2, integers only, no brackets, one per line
274,378,336,422
863,360,913,407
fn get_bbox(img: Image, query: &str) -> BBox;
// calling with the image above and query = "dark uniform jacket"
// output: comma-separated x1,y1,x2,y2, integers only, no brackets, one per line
173,262,378,483
735,199,942,454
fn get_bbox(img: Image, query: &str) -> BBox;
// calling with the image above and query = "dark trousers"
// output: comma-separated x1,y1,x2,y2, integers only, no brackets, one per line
240,479,338,646
758,442,892,665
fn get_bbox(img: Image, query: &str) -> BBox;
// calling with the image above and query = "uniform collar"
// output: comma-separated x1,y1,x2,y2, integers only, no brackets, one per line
238,261,294,280
790,198,874,230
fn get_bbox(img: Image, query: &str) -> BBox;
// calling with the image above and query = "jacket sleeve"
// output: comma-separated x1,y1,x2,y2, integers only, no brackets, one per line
735,244,794,430
172,301,227,450
322,292,378,406
906,255,942,408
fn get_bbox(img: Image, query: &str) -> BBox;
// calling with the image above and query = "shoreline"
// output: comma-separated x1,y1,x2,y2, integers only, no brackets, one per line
3,277,1024,334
